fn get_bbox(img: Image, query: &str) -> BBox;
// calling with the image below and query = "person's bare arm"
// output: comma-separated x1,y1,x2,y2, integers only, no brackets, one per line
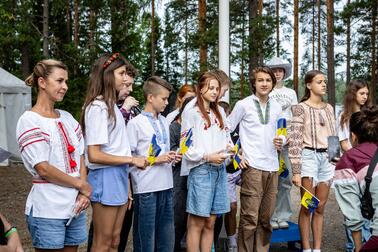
0,213,23,252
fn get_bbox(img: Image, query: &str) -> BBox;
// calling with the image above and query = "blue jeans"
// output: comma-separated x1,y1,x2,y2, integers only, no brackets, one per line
346,219,371,252
271,147,293,222
133,189,174,252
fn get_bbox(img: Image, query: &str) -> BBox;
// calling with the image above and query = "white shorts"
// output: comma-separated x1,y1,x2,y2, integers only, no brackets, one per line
227,169,242,203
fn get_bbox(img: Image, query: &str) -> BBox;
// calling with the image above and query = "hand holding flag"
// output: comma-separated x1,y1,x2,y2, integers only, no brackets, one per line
147,134,162,166
300,186,320,213
179,128,193,155
232,139,242,170
276,118,288,177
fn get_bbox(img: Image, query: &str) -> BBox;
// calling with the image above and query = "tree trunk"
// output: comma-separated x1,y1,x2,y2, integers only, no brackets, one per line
249,0,258,81
241,0,247,98
184,0,188,83
317,0,321,70
151,0,155,75
73,0,79,48
88,2,96,51
371,0,377,102
276,0,280,57
43,0,49,57
326,0,335,107
346,0,351,85
312,0,315,69
66,0,71,43
199,0,207,72
293,0,299,95
21,42,30,79
258,0,263,65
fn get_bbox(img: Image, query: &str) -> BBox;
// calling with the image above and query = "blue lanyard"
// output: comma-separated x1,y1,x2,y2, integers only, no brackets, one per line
142,111,168,151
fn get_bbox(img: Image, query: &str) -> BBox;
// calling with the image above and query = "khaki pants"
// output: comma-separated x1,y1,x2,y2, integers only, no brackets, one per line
238,167,278,252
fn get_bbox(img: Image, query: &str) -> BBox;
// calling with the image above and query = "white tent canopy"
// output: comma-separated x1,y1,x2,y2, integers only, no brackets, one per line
0,67,31,165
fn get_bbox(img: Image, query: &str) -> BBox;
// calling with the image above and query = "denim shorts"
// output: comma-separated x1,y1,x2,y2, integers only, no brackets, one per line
227,169,242,203
301,148,335,185
187,163,230,217
26,211,87,249
88,165,129,206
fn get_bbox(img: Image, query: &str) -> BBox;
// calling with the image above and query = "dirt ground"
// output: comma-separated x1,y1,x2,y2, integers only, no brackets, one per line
1,164,347,252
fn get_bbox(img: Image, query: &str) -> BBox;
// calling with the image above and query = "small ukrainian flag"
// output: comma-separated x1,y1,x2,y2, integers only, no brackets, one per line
147,134,161,166
301,188,320,213
277,118,288,178
179,128,193,155
233,139,242,170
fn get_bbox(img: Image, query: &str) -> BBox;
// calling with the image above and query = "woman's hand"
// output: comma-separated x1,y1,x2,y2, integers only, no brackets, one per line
75,194,91,214
78,180,92,198
292,174,301,187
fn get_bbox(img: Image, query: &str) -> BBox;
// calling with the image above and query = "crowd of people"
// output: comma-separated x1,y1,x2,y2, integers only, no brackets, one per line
1,53,377,252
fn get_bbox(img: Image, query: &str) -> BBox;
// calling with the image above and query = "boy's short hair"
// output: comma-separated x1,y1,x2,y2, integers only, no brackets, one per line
210,69,231,87
249,66,277,94
125,61,138,78
143,76,173,99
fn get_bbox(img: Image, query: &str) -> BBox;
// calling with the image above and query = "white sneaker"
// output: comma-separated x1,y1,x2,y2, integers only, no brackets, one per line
278,220,289,229
271,221,279,229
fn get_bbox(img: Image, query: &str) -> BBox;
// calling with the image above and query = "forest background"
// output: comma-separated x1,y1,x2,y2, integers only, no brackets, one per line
0,0,377,118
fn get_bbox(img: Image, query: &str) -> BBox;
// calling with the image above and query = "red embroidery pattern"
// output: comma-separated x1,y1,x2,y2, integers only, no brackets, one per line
18,128,49,153
57,122,77,173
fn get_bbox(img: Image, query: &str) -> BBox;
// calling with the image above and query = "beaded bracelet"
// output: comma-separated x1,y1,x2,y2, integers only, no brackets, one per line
4,227,17,238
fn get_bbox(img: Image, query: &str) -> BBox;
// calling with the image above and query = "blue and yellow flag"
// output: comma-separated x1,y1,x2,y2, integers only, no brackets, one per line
179,128,193,155
233,139,242,170
147,134,161,166
301,189,319,213
277,118,288,178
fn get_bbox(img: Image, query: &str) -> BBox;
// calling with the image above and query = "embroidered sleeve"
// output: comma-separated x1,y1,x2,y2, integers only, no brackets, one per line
16,116,50,175
181,108,205,162
288,104,305,174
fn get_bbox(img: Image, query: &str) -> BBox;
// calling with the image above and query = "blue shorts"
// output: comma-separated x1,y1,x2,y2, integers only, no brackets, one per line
88,165,129,206
301,148,335,185
187,163,230,217
26,211,87,249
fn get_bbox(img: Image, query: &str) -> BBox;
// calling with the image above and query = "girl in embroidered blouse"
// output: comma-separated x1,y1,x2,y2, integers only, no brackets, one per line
181,72,231,252
80,53,148,252
338,80,370,152
289,70,336,252
16,59,92,251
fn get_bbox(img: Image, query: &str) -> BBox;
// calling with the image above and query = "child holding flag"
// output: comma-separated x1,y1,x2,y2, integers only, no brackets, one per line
289,70,336,252
181,71,231,252
81,53,148,251
126,76,178,252
267,57,298,230
228,66,283,252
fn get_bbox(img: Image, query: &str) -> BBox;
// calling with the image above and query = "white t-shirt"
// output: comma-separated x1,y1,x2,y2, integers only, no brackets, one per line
228,95,282,172
84,100,131,169
126,113,173,194
166,109,179,125
337,112,350,142
269,86,298,122
180,105,232,176
16,110,84,219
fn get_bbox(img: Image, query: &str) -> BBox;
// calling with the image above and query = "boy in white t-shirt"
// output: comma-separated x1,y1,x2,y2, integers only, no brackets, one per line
126,76,179,252
267,57,298,230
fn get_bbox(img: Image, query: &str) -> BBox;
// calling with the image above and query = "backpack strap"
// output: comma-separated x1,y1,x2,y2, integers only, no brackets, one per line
365,147,378,192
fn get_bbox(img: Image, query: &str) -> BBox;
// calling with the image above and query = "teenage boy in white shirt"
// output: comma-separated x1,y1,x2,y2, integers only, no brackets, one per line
228,66,283,252
126,76,179,252
267,57,298,230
